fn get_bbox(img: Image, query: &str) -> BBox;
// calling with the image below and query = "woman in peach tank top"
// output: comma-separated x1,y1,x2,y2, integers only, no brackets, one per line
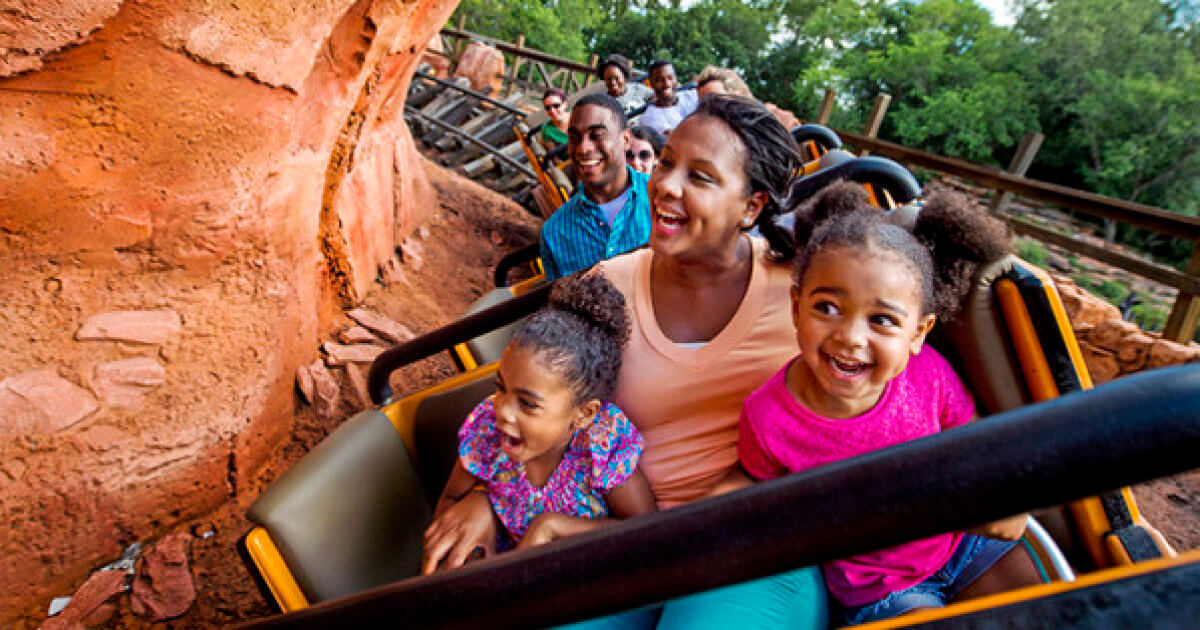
426,96,829,629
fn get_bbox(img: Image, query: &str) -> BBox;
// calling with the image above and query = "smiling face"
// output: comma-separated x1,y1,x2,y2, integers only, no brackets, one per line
543,94,569,128
492,344,598,472
568,103,628,199
650,64,678,105
648,115,764,263
788,245,936,419
602,64,627,98
627,135,658,174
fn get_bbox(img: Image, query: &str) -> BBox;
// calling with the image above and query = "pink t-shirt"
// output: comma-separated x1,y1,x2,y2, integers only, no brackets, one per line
738,345,975,607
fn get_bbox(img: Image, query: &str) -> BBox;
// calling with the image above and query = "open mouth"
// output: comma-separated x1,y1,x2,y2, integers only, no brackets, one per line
653,204,688,235
500,433,524,452
824,352,872,380
576,157,603,174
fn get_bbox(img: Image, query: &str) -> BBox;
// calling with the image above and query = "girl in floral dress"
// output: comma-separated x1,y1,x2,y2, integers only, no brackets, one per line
423,274,656,572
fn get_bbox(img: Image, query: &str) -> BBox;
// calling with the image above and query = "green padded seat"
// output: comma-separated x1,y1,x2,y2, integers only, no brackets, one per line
246,410,431,603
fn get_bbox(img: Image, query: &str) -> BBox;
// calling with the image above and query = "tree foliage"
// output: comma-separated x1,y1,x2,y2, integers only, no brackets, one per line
449,0,1199,259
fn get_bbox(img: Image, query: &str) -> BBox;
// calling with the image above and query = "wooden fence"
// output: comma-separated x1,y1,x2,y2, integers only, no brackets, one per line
421,29,1200,342
436,23,597,98
814,92,1200,343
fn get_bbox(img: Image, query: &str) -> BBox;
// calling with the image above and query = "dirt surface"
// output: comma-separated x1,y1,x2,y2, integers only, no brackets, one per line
15,162,537,628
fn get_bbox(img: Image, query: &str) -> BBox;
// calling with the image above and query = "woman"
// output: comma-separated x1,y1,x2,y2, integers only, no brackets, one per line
424,96,827,630
598,54,654,119
627,125,665,174
539,87,570,150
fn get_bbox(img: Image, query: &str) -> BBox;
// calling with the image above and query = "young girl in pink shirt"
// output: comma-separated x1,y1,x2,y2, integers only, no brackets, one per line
735,182,1040,625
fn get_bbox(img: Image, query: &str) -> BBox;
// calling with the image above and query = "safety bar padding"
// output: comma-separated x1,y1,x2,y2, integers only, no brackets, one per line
246,410,431,603
929,255,1030,415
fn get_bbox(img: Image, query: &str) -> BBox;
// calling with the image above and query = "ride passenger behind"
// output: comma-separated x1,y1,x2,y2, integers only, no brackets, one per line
423,274,655,573
598,54,654,119
539,87,571,151
539,94,651,281
695,65,753,99
627,125,665,175
732,182,1042,625
638,60,699,136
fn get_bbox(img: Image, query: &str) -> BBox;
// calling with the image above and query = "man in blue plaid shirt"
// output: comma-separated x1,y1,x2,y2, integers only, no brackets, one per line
540,93,651,280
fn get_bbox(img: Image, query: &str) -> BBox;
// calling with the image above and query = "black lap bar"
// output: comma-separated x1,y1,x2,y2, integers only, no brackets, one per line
248,364,1200,629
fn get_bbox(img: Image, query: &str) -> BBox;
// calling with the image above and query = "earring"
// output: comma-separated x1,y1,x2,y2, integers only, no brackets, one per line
741,217,755,228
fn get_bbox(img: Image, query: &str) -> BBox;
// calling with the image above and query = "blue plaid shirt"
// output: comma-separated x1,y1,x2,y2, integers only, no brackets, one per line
540,167,651,280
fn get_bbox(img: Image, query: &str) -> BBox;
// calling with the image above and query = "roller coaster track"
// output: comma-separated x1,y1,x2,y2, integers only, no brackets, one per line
403,71,542,195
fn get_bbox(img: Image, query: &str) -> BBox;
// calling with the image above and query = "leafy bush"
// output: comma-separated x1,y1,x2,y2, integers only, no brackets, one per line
1130,303,1169,332
1094,279,1131,306
1015,238,1049,268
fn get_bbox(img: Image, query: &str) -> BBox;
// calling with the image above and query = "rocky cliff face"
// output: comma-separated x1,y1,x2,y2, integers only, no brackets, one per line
0,0,458,618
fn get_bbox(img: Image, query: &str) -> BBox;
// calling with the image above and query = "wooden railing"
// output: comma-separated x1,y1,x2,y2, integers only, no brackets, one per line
436,25,597,98
422,30,1200,342
805,87,1200,343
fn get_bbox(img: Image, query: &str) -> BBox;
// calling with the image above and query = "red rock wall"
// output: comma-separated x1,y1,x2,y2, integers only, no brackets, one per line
1054,276,1200,382
0,0,459,619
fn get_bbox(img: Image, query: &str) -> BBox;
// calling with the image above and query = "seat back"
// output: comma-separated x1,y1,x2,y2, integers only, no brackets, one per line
451,275,545,371
930,255,1173,570
244,410,431,604
410,374,496,504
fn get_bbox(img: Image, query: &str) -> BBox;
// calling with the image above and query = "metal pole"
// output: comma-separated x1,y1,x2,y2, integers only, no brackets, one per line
405,107,536,180
414,72,527,118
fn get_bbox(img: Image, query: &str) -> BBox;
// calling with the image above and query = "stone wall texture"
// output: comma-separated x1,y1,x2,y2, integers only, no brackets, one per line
0,0,458,619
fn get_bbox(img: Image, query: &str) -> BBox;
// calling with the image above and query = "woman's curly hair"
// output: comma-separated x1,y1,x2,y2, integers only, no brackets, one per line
690,95,802,261
509,273,630,403
791,181,1011,322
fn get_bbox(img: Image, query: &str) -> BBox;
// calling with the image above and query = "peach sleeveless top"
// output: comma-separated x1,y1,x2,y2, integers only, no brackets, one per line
598,238,798,508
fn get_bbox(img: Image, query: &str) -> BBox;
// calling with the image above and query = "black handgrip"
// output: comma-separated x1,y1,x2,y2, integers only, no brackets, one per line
492,242,541,287
786,155,922,210
367,284,552,404
790,123,843,150
249,364,1200,629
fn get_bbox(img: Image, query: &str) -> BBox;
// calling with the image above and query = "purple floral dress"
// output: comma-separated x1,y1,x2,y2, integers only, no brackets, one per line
458,396,644,542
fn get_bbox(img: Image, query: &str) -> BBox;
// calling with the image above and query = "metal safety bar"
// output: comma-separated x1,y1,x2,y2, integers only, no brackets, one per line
403,107,538,181
413,71,527,118
367,284,551,404
246,364,1200,629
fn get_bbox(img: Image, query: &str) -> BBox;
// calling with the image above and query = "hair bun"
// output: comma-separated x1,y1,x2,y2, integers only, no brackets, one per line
549,274,631,347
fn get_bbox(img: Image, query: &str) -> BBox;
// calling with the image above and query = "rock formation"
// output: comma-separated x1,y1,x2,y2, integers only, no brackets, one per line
0,0,458,620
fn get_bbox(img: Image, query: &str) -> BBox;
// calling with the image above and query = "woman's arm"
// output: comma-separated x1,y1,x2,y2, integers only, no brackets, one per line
517,469,656,549
705,465,754,498
422,462,501,574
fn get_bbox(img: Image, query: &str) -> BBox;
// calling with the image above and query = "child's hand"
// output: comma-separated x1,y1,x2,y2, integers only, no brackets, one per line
422,491,498,574
517,512,570,549
968,513,1029,541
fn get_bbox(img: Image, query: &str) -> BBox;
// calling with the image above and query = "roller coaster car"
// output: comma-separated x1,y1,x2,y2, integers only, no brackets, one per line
238,240,1187,626
514,121,574,219
791,123,845,166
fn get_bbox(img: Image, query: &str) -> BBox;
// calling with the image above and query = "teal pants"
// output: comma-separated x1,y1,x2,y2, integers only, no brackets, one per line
557,566,829,630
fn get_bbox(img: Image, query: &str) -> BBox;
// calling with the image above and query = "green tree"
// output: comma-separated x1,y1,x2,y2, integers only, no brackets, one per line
1015,0,1200,247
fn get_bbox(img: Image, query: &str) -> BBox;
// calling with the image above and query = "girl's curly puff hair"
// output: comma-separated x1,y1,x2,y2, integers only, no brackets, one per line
791,180,1011,323
510,273,630,404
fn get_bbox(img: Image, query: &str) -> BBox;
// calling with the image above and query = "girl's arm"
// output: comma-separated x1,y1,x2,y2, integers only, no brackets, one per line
968,513,1029,541
516,469,656,549
433,460,481,517
422,461,500,574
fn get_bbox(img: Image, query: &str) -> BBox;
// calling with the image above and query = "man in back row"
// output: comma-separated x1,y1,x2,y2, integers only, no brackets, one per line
638,60,699,135
540,93,651,280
